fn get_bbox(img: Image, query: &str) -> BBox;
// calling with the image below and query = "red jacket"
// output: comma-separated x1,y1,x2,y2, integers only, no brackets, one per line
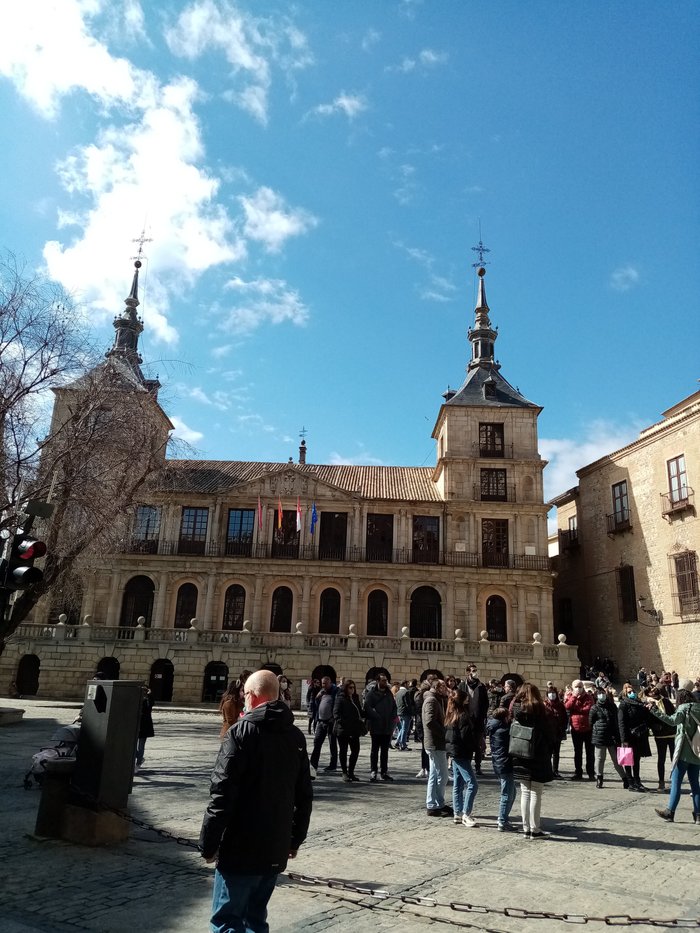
565,692,594,732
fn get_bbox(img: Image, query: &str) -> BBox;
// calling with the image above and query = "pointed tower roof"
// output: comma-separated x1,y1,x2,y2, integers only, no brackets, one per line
441,265,539,410
106,259,145,378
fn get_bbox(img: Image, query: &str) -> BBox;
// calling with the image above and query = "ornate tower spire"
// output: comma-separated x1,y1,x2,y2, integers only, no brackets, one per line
107,258,144,370
467,265,499,371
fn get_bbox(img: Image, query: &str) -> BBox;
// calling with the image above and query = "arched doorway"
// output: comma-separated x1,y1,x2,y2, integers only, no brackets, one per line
486,595,508,642
318,588,340,634
174,583,198,629
16,654,40,696
419,668,445,682
120,576,154,629
311,664,337,684
202,661,229,702
96,657,120,680
270,586,293,632
365,665,391,685
149,658,174,702
410,586,442,639
222,585,246,630
367,590,388,636
259,662,284,676
501,672,524,688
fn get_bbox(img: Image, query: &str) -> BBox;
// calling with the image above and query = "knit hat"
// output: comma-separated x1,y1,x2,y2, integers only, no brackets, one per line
678,678,695,692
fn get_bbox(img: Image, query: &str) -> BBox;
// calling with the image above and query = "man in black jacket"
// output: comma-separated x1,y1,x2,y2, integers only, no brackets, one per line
461,665,489,775
200,670,313,933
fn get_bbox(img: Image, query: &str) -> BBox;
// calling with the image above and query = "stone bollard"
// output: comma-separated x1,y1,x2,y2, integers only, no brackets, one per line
454,628,465,656
134,616,146,642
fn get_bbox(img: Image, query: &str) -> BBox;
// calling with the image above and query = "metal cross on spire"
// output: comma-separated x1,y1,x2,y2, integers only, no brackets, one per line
131,227,153,261
299,426,308,440
471,221,491,268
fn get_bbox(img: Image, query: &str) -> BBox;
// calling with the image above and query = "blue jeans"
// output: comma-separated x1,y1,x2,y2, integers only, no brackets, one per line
396,715,412,748
498,774,516,824
426,749,449,809
211,869,278,933
135,737,147,766
668,761,700,814
451,757,478,816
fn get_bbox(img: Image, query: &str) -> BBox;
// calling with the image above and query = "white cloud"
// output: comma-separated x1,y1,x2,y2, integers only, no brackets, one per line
541,419,641,502
361,29,381,52
170,415,204,444
610,264,640,292
386,48,448,73
238,186,318,253
221,276,309,334
165,0,312,125
308,92,368,121
328,448,384,466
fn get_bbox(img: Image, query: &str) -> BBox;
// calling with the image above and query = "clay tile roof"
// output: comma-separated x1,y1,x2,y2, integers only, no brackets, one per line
158,460,441,501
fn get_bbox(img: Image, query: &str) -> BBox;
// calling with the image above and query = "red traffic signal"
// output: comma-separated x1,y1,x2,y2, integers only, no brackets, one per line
3,533,47,590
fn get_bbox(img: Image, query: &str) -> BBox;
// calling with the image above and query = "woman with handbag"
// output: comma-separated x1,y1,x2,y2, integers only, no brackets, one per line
509,682,554,839
544,686,568,778
617,683,652,791
333,679,366,782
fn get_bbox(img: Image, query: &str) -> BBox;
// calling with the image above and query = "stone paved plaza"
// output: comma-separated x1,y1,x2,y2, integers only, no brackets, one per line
1,699,698,933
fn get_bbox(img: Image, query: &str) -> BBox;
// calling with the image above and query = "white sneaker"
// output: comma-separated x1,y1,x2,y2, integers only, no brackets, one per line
462,814,478,828
309,766,317,780
453,813,463,824
415,768,428,778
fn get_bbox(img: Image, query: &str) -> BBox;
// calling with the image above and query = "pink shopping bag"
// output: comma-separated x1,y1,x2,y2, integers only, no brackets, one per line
616,746,634,767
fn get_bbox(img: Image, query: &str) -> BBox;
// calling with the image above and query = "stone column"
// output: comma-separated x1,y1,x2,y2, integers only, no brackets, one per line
82,574,97,619
467,584,478,641
397,582,407,637
348,579,359,635
252,576,264,631
539,585,554,642
301,576,312,632
202,575,217,630
210,500,223,554
151,571,170,628
105,572,123,627
515,585,527,643
443,583,455,640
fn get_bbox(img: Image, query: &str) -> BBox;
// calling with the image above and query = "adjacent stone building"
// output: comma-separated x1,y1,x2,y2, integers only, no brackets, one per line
551,391,700,679
3,263,580,702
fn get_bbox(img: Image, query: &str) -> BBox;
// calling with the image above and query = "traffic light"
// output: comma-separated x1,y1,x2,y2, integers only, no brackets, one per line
3,530,47,590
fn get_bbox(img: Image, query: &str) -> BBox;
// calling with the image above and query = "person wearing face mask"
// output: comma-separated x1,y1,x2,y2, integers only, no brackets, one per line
589,688,628,788
544,686,568,778
564,680,595,781
618,683,652,791
278,674,292,708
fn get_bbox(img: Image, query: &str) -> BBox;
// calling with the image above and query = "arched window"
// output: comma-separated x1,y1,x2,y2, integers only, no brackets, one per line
319,588,340,634
367,590,388,637
270,586,293,632
222,585,246,630
120,575,154,628
174,583,198,629
202,661,229,702
410,586,442,639
96,657,120,680
486,595,508,642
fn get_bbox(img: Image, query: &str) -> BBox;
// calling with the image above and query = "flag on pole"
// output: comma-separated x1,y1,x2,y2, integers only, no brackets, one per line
257,495,263,530
277,497,283,530
296,496,302,533
310,501,318,535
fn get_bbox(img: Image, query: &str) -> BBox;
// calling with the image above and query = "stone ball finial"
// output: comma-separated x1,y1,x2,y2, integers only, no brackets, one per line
82,614,92,626
348,623,356,636
477,266,486,277
242,619,252,633
454,628,463,640
480,629,489,641
136,616,146,627
189,618,198,630
532,632,542,643
294,621,303,635
401,626,409,638
558,633,567,644
58,613,67,625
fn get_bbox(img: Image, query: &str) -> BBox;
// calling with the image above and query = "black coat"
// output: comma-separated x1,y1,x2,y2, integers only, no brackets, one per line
333,693,365,738
459,679,489,734
509,701,554,784
617,698,652,758
486,717,513,775
139,695,154,739
588,699,620,747
445,711,475,761
199,700,313,873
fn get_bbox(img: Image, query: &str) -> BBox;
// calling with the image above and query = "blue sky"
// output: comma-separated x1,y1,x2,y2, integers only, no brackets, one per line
1,1,698,500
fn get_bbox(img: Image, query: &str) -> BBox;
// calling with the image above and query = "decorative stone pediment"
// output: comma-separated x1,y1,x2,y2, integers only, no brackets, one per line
232,467,353,503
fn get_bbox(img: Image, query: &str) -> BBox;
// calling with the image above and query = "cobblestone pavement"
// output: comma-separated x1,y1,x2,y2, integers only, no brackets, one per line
1,699,698,933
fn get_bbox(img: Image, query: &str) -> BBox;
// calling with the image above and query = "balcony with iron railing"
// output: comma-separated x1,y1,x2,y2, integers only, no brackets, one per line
117,537,551,571
473,441,514,459
473,483,517,503
606,511,632,535
661,487,694,519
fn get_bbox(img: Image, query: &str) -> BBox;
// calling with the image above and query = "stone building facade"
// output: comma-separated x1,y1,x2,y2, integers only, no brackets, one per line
3,263,580,703
551,390,700,679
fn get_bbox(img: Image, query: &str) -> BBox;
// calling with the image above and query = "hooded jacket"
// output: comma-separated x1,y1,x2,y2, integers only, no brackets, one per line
486,716,513,776
588,698,620,747
650,701,700,766
200,700,312,874
421,689,446,751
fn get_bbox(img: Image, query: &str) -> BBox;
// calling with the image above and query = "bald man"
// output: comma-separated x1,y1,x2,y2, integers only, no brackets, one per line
200,670,313,933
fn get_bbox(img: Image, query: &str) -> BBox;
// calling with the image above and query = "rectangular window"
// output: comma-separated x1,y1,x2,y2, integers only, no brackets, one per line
318,512,347,560
179,507,208,555
412,515,440,564
133,506,161,553
481,519,509,568
616,565,638,623
674,551,699,614
479,422,504,457
480,468,507,502
568,515,578,533
366,514,394,562
226,509,255,557
667,455,688,504
611,481,630,526
272,510,299,559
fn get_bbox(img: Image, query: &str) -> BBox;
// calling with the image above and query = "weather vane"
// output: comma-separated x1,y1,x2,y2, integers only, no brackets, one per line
131,227,153,261
471,220,490,268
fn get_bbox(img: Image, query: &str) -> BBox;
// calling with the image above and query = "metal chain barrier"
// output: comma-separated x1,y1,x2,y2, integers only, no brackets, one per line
57,788,700,929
